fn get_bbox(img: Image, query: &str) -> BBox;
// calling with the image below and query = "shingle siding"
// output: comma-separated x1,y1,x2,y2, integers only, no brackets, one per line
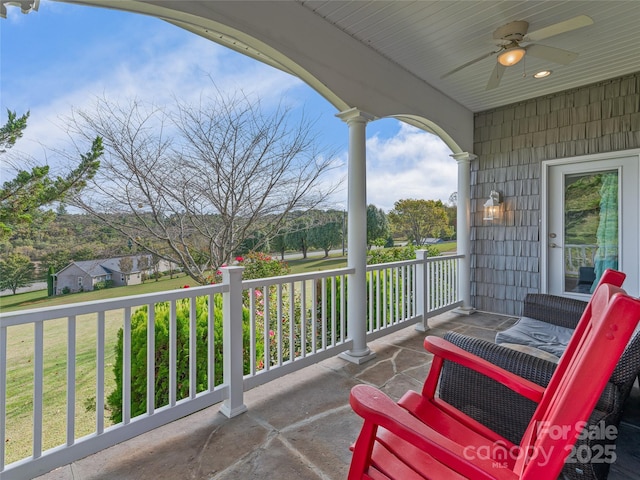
471,72,640,316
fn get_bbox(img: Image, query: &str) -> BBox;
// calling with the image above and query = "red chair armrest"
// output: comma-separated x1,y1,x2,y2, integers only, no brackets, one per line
424,336,545,403
350,384,519,480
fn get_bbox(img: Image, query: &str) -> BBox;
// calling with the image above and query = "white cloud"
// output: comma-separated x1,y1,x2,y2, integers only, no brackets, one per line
322,122,457,212
4,11,305,164
365,123,456,211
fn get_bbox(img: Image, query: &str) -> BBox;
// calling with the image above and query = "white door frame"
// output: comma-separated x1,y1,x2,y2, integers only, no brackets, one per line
541,148,640,296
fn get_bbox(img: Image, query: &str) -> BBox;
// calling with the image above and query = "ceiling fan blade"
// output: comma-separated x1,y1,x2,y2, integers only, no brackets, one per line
441,50,498,79
486,63,506,90
524,14,593,42
526,44,578,65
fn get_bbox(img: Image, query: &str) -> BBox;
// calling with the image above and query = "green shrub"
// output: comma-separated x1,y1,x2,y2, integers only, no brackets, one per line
323,246,441,335
94,280,114,290
211,251,290,283
107,294,252,423
239,252,290,279
367,244,439,264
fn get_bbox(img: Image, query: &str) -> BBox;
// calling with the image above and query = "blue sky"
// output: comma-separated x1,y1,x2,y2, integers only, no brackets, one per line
1,0,457,212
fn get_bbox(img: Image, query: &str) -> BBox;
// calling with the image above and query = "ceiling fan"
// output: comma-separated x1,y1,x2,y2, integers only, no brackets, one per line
442,15,594,90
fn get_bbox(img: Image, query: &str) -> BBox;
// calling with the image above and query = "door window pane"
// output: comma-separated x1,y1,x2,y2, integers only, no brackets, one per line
564,170,618,294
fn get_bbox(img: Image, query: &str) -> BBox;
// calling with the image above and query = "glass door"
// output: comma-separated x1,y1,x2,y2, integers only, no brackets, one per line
562,170,618,294
545,154,639,297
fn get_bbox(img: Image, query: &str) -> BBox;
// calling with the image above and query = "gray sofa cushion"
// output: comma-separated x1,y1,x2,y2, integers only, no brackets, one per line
497,342,561,363
495,316,574,358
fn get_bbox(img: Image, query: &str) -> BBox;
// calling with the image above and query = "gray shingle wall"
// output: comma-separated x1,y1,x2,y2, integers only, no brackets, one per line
471,72,640,315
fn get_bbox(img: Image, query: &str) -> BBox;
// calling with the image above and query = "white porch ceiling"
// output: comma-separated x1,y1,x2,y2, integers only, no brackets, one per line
301,0,640,113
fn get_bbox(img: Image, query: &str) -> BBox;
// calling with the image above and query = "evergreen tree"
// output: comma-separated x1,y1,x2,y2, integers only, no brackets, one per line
0,110,102,240
366,204,390,250
0,252,35,294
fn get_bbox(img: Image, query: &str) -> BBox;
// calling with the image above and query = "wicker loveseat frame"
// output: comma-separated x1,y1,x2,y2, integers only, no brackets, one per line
438,293,640,480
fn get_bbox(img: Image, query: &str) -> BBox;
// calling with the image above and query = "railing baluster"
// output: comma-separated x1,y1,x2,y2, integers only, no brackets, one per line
400,265,404,322
67,316,76,446
311,280,318,353
33,321,44,458
316,282,328,350
395,267,400,324
96,311,105,435
341,273,346,342
189,297,196,399
123,307,131,424
147,303,155,414
367,272,373,333
0,324,7,471
331,277,337,346
276,284,283,367
250,288,257,374
169,300,177,407
208,293,215,388
264,286,270,370
369,270,381,330
300,282,307,357
411,264,417,318
288,282,295,361
382,269,388,327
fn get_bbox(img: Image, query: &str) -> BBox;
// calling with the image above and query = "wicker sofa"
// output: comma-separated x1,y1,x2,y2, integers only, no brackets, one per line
438,293,640,480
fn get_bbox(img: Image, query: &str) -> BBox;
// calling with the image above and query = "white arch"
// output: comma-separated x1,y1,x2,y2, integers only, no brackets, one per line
54,0,472,153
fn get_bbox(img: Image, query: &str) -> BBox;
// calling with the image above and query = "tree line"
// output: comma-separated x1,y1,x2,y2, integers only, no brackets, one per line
1,196,455,294
1,88,456,294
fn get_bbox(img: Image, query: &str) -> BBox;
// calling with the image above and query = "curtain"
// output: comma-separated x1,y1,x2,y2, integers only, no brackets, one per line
591,173,619,292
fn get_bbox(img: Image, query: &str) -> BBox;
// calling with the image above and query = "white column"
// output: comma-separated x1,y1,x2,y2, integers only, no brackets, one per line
451,152,476,314
220,266,248,418
336,108,377,364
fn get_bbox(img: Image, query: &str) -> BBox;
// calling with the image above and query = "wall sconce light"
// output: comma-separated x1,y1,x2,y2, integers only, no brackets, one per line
483,190,502,222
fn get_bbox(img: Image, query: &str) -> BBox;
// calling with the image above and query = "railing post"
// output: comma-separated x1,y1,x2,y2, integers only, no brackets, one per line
415,250,430,332
220,266,248,418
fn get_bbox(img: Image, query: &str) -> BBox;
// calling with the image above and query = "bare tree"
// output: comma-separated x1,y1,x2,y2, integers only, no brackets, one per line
118,256,133,273
67,93,340,283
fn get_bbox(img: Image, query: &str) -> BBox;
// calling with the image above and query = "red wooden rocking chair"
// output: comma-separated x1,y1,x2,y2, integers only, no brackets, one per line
348,274,638,479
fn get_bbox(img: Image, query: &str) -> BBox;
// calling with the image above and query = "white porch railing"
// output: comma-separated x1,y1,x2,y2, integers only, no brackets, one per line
564,243,598,275
0,253,463,479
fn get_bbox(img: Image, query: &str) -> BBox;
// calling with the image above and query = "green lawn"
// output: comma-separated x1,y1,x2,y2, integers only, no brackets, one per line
287,254,348,274
0,274,195,313
433,241,457,254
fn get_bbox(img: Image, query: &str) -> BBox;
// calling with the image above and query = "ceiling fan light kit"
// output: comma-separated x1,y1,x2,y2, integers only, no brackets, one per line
442,15,593,89
497,46,526,66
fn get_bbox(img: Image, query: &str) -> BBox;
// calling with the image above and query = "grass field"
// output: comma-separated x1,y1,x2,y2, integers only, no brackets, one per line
1,244,455,464
0,274,195,313
1,274,197,464
4,314,122,463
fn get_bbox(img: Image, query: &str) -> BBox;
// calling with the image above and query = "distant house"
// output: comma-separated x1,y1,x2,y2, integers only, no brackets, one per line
53,255,171,295
413,238,443,246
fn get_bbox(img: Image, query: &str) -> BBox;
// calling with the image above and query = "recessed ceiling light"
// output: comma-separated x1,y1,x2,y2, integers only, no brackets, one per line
534,70,552,79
